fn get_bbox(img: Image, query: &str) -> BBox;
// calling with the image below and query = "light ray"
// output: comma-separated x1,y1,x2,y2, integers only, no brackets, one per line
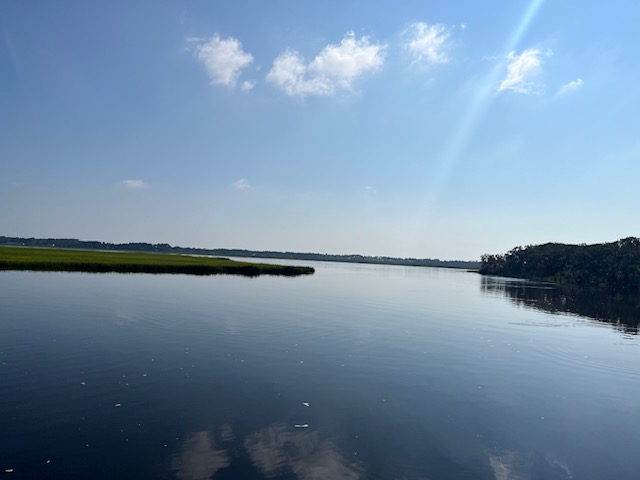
412,0,545,244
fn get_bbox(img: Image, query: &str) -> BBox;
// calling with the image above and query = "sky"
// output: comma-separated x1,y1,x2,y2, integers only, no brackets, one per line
1,0,639,260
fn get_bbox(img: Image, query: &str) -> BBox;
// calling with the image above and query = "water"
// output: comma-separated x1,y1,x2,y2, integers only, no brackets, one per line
1,262,639,479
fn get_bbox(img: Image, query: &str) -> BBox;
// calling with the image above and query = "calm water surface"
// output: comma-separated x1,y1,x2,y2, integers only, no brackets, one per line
1,261,639,479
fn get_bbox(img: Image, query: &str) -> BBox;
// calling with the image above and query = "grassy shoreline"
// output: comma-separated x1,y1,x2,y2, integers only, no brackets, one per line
0,246,314,277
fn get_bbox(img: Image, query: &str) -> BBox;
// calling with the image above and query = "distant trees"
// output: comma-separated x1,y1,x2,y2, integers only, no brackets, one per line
480,237,640,291
0,236,480,269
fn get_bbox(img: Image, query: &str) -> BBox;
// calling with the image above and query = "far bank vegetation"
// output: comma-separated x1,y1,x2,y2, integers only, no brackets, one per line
480,237,640,291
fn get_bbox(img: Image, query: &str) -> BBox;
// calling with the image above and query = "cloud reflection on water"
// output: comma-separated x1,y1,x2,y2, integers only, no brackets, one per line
219,423,235,442
171,431,230,480
489,450,573,480
170,423,360,480
244,424,362,479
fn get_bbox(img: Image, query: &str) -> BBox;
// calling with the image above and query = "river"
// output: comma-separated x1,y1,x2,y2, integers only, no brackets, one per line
1,261,639,479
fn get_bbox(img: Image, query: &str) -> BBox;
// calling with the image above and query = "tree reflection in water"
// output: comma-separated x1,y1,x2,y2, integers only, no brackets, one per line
481,276,640,334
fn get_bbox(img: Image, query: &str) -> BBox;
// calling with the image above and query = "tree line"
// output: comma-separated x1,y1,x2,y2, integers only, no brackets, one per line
0,236,479,269
480,237,640,291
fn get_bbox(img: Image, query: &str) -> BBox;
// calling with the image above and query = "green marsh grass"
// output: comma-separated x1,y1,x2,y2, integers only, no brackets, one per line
0,246,314,277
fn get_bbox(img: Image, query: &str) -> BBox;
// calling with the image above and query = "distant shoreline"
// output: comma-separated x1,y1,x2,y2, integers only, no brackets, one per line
0,236,480,270
0,246,314,277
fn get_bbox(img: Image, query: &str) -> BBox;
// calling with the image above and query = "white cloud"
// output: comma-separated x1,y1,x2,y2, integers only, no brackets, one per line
498,48,550,94
233,178,250,190
365,186,377,194
557,78,583,96
266,31,386,97
241,80,255,92
195,35,253,87
403,22,451,64
120,179,147,189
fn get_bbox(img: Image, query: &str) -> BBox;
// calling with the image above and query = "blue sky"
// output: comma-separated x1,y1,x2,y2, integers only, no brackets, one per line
1,1,639,260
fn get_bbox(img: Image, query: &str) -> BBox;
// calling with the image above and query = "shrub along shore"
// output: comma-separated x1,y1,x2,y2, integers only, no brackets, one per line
0,246,314,277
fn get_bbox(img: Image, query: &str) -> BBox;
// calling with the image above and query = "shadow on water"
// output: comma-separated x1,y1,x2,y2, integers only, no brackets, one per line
481,276,640,334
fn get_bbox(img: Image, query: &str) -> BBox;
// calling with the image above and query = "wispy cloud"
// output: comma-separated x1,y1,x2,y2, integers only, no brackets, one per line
266,31,386,97
233,178,250,190
195,35,253,87
403,22,451,65
365,186,377,194
120,179,147,189
498,48,550,94
556,78,583,96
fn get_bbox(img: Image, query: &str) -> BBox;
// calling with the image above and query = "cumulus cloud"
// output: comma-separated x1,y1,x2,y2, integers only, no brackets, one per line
557,78,583,96
233,178,250,190
195,35,253,87
266,31,385,97
120,179,147,189
241,80,256,92
403,22,451,64
498,48,550,94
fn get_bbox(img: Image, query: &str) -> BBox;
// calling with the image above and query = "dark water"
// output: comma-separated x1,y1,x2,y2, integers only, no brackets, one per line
1,262,639,479
481,276,640,334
